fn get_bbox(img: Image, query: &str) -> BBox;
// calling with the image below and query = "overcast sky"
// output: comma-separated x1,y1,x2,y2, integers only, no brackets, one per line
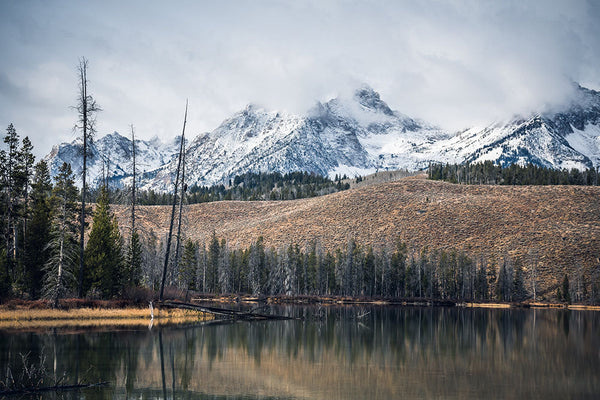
1,0,599,158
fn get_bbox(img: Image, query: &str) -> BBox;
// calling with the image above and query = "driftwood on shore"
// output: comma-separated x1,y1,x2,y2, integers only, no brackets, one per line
159,300,297,321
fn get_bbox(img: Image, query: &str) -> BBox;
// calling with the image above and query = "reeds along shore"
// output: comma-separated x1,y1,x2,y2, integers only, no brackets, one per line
0,305,211,330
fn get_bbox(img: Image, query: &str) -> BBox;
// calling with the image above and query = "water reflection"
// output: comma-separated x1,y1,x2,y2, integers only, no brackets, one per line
1,306,598,399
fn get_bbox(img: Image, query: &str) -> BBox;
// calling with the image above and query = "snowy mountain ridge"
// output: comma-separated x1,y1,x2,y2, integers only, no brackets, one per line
44,84,600,192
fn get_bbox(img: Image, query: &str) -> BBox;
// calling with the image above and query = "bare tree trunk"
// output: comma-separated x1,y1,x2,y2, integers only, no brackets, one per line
173,136,186,283
160,101,188,301
76,57,100,298
78,60,88,298
130,125,137,281
54,228,64,308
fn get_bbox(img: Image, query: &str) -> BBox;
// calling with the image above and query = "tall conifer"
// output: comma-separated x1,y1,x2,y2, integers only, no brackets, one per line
22,161,52,298
44,162,79,307
84,186,123,298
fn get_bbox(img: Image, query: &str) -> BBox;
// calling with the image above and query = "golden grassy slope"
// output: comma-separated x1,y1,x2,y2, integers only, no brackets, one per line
114,177,600,292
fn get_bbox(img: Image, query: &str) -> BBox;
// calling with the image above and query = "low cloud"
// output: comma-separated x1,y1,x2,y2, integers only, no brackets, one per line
0,0,598,157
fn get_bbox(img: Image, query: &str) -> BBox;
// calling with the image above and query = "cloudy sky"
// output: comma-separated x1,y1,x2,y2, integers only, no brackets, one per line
1,0,599,158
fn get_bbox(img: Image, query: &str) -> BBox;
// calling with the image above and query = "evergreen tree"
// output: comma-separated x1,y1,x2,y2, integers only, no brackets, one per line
486,258,497,300
124,230,142,288
124,125,142,289
179,239,198,290
43,162,79,307
561,274,571,304
84,186,123,298
2,123,21,287
18,137,35,229
207,233,220,293
306,242,319,295
512,262,527,302
22,161,52,299
475,256,488,300
390,241,407,298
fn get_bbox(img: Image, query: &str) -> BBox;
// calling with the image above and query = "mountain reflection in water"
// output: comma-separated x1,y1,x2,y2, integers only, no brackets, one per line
1,306,598,399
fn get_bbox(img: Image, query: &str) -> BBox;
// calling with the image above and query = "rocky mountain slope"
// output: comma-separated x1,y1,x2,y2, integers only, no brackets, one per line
112,176,600,298
43,132,181,187
45,85,600,191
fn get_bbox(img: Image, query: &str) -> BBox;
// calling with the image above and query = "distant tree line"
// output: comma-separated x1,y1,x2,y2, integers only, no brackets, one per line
168,236,599,305
94,171,351,205
429,161,600,186
188,171,350,203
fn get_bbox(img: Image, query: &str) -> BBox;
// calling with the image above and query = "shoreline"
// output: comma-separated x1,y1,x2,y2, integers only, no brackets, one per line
0,305,211,331
194,294,600,311
1,296,598,330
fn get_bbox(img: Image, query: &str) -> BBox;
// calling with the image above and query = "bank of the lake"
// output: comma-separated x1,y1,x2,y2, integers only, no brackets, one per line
0,302,211,330
2,295,599,331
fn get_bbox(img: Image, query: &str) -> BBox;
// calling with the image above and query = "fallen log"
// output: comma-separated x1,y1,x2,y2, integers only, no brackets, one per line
0,381,109,396
160,300,297,320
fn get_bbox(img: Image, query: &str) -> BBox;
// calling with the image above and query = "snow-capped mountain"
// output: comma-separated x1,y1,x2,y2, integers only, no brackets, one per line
44,84,600,192
44,132,181,188
143,86,450,191
443,85,600,170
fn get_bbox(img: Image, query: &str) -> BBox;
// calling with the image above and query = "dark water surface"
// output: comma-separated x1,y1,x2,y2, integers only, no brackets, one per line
1,306,599,399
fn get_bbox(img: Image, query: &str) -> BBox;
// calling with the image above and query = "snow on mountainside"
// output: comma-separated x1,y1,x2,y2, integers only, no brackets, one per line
44,84,600,192
444,85,600,170
43,132,180,187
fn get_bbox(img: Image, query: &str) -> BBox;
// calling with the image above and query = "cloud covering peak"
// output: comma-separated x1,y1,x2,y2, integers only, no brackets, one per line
0,0,598,157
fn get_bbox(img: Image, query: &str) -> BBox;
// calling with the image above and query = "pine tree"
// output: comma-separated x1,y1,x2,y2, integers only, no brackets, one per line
512,262,527,302
84,186,123,298
124,125,142,289
178,239,198,290
561,274,571,304
124,230,142,288
2,123,21,286
43,162,79,307
475,256,488,300
19,137,35,231
22,161,52,299
207,233,220,293
390,241,407,298
486,257,497,300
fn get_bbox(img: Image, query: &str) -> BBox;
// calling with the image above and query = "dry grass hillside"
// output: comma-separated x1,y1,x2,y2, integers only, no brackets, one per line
113,176,600,292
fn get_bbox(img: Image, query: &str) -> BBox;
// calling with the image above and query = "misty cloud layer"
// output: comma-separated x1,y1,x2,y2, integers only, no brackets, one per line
1,0,598,158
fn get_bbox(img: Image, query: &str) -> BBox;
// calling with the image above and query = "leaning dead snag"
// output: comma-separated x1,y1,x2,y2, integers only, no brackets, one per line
160,101,188,301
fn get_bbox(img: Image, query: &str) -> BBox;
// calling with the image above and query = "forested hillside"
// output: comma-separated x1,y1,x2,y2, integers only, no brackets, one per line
3,121,599,304
112,176,600,303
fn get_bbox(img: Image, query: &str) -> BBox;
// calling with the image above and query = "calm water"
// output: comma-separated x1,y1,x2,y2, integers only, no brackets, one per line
1,305,599,399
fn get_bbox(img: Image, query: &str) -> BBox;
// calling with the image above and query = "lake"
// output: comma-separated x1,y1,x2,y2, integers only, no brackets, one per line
1,305,599,399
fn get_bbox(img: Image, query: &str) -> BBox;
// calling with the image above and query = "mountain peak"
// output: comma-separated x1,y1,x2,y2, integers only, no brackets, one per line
43,84,600,191
353,86,394,116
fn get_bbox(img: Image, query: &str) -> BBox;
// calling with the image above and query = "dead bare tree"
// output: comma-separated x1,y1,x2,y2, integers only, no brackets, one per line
74,57,100,298
173,134,187,281
131,125,136,239
160,101,188,301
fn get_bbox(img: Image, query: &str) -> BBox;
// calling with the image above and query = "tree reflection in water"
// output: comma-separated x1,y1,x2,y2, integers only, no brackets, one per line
0,306,598,399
